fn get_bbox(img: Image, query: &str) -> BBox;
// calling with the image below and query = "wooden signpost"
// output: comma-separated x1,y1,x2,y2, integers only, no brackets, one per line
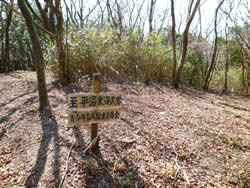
67,73,122,151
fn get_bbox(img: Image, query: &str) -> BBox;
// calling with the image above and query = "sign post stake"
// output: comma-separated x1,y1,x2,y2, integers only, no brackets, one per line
91,73,101,150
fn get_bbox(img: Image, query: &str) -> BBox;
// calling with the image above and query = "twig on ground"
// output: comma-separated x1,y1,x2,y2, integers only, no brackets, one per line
173,145,180,179
83,135,100,153
135,182,138,188
182,169,190,185
59,139,76,188
83,130,104,153
173,145,190,185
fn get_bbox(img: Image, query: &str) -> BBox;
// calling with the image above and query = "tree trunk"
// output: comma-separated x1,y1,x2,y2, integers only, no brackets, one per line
203,0,225,90
3,0,13,72
174,0,201,89
115,0,123,38
149,0,156,34
240,46,248,91
224,53,229,91
224,25,229,92
54,0,69,85
248,61,250,94
56,31,68,85
171,0,177,87
0,2,4,73
18,0,50,110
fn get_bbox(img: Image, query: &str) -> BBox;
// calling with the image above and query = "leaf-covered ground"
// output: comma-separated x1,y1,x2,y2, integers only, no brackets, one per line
0,71,249,187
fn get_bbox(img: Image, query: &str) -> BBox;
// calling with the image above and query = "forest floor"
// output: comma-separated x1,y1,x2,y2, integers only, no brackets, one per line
0,70,249,188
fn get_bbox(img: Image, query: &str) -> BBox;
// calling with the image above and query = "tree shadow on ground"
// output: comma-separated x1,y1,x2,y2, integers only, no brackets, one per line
0,89,37,108
25,109,61,187
218,102,250,112
0,96,37,141
177,87,207,101
71,126,115,187
70,125,145,187
0,81,57,109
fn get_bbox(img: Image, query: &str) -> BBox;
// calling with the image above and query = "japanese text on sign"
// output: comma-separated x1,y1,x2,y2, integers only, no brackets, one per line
68,108,121,126
68,93,122,109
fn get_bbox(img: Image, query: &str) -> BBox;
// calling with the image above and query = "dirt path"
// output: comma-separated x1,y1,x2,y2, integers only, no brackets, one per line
0,71,249,187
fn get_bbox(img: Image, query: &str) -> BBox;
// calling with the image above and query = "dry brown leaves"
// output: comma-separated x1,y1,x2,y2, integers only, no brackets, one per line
0,71,249,187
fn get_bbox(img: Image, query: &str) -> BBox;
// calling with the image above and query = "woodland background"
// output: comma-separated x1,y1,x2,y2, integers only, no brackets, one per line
0,0,249,99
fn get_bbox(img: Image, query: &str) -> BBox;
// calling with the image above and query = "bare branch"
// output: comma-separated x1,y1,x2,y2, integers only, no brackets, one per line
1,0,56,39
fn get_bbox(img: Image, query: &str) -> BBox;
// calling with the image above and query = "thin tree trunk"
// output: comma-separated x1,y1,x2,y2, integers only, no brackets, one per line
174,0,201,88
224,24,229,92
115,0,123,38
149,0,156,34
18,0,50,110
242,61,245,87
203,0,225,90
239,46,246,88
0,2,4,73
54,0,69,85
3,0,13,72
248,61,250,94
171,0,177,87
224,51,229,91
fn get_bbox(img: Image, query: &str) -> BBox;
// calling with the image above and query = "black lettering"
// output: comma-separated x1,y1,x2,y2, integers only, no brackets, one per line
116,96,122,105
96,112,101,120
98,96,104,106
115,111,120,119
76,113,80,121
109,96,116,105
90,96,97,107
69,97,77,108
70,115,75,123
81,113,86,121
101,112,106,120
81,96,89,107
105,96,111,105
87,112,91,120
110,111,114,119
91,112,95,120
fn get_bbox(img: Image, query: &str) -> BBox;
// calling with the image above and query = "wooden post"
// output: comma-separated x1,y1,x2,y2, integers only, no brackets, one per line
90,73,101,150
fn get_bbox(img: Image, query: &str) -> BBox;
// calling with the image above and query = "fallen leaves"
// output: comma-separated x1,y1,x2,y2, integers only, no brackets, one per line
0,72,249,187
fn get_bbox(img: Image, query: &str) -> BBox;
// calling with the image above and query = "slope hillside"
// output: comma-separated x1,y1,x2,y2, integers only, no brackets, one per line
0,71,249,187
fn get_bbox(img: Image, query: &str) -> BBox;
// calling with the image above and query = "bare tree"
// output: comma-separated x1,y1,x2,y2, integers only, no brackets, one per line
18,0,50,110
2,0,13,72
224,21,229,92
25,0,69,85
223,0,234,92
172,0,201,89
149,0,156,33
203,0,225,90
171,0,177,87
115,0,123,37
0,2,4,73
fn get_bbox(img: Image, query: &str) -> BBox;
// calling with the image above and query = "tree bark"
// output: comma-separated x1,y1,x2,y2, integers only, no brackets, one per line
224,23,229,92
54,0,69,85
224,48,229,91
149,0,156,34
3,0,13,72
0,2,4,73
18,0,50,110
174,0,201,89
171,0,177,87
203,0,225,90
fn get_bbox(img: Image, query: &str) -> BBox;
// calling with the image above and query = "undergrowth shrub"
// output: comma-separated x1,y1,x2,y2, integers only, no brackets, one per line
210,66,247,92
182,51,204,87
45,28,173,84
